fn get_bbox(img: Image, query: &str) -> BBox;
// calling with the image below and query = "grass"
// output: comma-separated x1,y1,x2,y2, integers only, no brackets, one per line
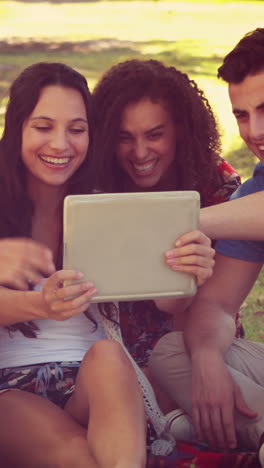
0,0,263,341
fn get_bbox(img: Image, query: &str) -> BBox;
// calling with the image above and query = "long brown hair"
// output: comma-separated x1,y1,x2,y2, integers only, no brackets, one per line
0,62,95,337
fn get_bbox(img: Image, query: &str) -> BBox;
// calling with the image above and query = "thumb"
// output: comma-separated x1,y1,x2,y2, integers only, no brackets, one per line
234,386,258,419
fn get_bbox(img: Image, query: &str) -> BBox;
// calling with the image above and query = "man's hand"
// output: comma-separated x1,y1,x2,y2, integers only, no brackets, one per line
191,350,257,449
0,238,55,290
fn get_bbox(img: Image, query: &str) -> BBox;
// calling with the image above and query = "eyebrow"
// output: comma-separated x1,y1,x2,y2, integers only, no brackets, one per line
256,102,264,110
233,102,264,115
120,123,165,135
30,116,88,123
232,108,246,116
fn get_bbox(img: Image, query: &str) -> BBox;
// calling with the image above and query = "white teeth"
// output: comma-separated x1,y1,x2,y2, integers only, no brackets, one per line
40,155,70,165
132,160,157,172
259,145,264,151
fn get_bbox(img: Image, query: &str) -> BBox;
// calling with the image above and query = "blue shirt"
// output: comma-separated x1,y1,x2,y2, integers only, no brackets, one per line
216,162,264,262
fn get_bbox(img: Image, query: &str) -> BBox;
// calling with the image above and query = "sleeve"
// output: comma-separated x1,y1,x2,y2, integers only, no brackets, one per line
204,157,241,206
215,164,264,262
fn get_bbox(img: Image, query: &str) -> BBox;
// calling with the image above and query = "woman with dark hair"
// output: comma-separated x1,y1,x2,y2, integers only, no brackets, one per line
91,59,242,414
0,62,147,468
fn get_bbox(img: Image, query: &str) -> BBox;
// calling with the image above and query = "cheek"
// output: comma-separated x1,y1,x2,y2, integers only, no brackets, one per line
75,135,89,158
159,140,176,162
238,124,247,140
22,131,47,157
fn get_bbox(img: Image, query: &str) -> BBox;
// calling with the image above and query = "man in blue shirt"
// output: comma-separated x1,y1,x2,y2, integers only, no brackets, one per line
149,28,264,466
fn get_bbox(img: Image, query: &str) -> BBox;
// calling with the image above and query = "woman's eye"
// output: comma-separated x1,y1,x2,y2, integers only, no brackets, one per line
119,134,131,142
34,126,50,132
69,128,86,134
149,133,162,140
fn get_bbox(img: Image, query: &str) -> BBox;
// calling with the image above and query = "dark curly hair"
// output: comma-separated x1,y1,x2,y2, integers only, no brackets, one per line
0,62,99,338
90,59,222,205
218,28,264,83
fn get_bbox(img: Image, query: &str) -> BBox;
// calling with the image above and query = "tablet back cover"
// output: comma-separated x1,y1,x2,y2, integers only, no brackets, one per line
63,191,200,302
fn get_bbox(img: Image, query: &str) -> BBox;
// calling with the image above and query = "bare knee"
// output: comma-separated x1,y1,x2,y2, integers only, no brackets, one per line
82,339,131,369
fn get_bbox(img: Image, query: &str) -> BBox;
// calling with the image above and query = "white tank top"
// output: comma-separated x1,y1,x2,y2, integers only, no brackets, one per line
0,304,106,368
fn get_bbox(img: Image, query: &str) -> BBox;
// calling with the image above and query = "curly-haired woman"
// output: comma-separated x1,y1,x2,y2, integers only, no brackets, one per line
91,59,242,414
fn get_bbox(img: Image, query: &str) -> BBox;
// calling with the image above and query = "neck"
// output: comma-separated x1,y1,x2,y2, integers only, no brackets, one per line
27,178,67,217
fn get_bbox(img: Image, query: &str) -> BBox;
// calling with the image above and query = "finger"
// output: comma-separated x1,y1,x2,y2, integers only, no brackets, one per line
198,408,216,447
166,244,215,261
169,262,214,274
51,288,97,313
28,257,55,277
53,302,93,321
22,268,44,287
210,407,227,449
46,270,84,290
221,404,237,449
56,281,95,301
166,253,215,269
234,387,258,419
13,239,55,276
175,230,212,248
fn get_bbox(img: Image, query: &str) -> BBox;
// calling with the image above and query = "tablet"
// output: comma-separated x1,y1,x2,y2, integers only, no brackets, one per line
63,191,200,302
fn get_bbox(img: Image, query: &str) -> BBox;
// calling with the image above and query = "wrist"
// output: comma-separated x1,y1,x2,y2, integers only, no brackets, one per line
26,290,47,321
190,346,223,364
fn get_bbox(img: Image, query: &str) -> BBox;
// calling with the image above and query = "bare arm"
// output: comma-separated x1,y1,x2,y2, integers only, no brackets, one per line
200,192,264,240
0,270,97,326
184,253,262,448
184,253,261,354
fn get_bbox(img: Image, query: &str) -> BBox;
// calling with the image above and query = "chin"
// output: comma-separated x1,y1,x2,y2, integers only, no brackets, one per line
134,176,160,190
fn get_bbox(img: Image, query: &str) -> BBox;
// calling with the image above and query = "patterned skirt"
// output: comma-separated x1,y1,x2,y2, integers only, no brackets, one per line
0,361,80,408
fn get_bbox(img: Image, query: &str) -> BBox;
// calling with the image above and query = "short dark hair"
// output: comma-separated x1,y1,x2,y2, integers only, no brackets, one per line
91,59,221,203
0,62,94,239
218,28,264,83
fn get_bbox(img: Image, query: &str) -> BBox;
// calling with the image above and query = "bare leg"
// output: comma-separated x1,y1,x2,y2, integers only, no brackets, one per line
0,390,97,468
65,340,147,468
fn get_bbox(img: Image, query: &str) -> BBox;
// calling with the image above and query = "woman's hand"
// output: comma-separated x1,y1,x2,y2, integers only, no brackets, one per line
0,238,55,290
165,230,215,287
42,269,97,321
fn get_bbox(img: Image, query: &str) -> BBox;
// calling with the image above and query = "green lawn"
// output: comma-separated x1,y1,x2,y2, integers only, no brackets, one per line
0,0,263,341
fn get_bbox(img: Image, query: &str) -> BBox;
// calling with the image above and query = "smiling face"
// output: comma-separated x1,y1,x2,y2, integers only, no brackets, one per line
116,97,179,190
21,85,89,192
229,70,264,163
